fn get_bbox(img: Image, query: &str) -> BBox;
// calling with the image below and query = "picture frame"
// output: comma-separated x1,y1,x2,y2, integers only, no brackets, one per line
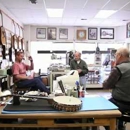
100,28,114,39
59,28,68,39
47,28,56,40
76,30,86,40
36,28,46,39
88,28,97,40
126,22,130,38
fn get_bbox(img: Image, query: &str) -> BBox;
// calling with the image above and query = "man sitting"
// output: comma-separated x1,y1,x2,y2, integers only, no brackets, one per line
12,51,50,94
103,47,130,130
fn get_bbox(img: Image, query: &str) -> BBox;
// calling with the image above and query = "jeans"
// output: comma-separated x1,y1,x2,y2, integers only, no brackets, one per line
79,76,86,90
16,77,50,94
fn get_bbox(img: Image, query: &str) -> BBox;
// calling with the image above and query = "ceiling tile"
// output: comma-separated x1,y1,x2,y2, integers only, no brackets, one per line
103,0,130,10
48,18,62,24
45,0,65,8
109,10,130,20
62,18,77,25
85,0,109,10
63,9,82,18
122,3,130,11
65,0,87,9
81,9,99,19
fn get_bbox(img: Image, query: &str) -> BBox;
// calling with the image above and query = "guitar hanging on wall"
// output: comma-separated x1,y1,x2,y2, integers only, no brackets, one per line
0,10,7,60
17,23,22,51
12,20,18,54
21,27,25,52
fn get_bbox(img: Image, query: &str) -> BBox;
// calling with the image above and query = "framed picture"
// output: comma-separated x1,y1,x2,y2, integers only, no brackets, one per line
47,28,56,40
126,22,130,38
59,28,68,39
88,28,97,40
36,28,46,39
77,30,86,40
100,28,114,39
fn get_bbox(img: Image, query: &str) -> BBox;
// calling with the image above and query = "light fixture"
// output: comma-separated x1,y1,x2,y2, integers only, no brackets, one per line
95,10,117,18
46,9,63,17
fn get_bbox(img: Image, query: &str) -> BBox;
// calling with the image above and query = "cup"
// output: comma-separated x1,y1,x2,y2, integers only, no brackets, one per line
67,88,72,96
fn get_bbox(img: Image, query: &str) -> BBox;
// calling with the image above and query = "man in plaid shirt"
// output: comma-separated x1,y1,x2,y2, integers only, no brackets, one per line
103,47,130,130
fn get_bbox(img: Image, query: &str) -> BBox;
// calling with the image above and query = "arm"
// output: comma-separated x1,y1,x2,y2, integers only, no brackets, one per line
26,56,34,70
81,61,88,74
70,60,74,70
103,67,121,89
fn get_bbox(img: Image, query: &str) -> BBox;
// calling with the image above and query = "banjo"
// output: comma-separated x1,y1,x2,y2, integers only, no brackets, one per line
12,94,82,112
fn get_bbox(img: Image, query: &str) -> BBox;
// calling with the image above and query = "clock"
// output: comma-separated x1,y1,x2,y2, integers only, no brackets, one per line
77,30,86,40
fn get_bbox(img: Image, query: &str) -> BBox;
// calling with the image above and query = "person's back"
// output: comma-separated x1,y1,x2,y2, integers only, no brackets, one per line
103,47,130,130
112,61,130,102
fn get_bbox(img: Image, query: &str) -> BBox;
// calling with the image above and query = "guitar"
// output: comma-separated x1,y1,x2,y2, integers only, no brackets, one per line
0,10,6,59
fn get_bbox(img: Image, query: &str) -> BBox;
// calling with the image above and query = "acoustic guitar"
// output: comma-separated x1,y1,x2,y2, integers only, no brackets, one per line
0,10,6,59
21,27,24,51
12,20,18,52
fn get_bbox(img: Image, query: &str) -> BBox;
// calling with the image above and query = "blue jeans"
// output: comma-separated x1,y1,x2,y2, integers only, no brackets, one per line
16,77,50,94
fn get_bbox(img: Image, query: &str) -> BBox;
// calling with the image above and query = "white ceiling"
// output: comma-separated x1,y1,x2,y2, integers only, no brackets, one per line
0,0,130,26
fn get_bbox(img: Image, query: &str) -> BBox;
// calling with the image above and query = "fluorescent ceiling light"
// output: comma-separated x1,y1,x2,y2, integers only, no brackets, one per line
46,9,63,17
95,10,117,18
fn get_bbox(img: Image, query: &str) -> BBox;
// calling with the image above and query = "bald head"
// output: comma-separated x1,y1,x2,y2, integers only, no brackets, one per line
74,51,81,61
115,47,130,65
116,48,129,58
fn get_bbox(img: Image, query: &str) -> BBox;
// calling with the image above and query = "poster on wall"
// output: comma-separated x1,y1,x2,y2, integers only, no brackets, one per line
100,28,114,39
88,28,97,40
59,28,68,39
47,28,56,40
94,53,102,67
36,28,46,39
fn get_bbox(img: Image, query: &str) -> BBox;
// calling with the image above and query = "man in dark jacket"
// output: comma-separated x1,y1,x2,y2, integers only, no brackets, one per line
103,47,130,130
70,51,88,91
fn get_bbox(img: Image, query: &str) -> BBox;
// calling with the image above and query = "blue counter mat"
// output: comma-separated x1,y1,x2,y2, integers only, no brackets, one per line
2,96,118,114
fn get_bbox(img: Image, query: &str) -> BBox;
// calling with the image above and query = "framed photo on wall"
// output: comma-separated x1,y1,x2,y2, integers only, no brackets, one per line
88,28,97,40
59,28,68,39
100,28,114,39
36,28,46,39
126,22,130,38
47,28,56,40
76,30,86,40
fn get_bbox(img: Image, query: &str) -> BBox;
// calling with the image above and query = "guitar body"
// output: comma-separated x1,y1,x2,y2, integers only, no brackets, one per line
0,26,7,59
0,26,6,45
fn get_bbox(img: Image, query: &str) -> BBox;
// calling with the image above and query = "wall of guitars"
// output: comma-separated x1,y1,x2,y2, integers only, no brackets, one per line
0,9,24,69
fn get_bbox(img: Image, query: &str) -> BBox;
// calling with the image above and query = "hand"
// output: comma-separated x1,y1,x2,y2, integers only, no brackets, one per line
77,69,82,73
28,56,33,62
27,76,33,79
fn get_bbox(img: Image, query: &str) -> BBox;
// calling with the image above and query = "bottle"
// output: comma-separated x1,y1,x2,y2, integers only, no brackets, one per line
38,69,41,76
75,81,80,97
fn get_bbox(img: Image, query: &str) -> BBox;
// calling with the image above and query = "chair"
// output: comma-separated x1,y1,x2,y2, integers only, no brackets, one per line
7,68,30,94
118,111,130,130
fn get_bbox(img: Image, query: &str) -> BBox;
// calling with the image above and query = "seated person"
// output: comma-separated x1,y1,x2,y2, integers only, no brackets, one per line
12,51,50,94
103,47,130,130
